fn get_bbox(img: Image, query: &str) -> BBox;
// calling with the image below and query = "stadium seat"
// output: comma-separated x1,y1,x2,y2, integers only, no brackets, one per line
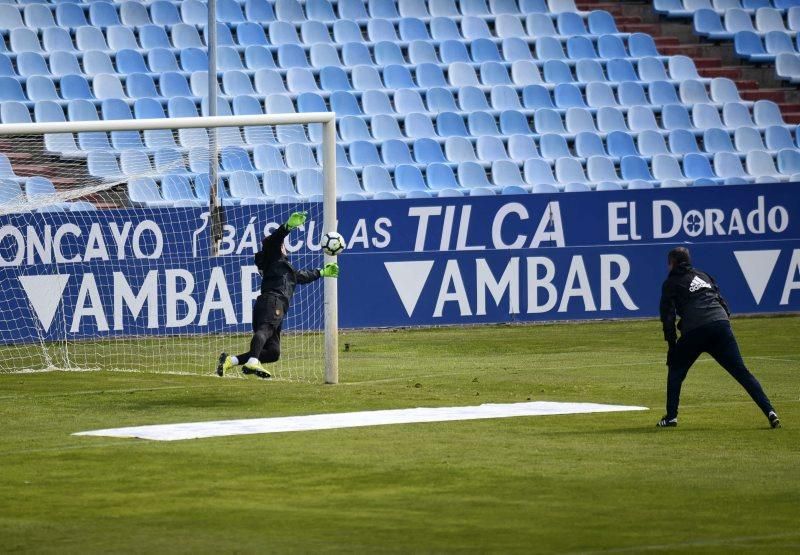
389,166,426,194
445,136,478,162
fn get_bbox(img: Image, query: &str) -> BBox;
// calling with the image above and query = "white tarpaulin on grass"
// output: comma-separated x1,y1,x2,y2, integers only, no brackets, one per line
74,402,648,442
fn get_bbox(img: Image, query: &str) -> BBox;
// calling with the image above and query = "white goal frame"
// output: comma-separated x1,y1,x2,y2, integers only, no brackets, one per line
0,113,340,384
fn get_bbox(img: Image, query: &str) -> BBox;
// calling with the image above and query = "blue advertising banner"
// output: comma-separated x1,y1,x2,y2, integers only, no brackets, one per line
0,183,798,343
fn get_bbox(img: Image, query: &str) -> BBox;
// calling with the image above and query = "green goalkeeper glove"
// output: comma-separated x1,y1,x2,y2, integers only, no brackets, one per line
320,263,339,278
285,211,308,231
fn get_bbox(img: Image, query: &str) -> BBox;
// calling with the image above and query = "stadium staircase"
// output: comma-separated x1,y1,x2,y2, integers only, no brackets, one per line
579,0,800,122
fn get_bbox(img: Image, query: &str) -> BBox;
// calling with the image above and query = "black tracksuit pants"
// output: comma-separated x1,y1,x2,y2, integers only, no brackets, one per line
236,294,287,364
667,320,774,419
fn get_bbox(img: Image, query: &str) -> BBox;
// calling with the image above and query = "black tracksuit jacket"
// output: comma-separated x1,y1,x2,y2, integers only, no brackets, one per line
255,224,320,304
659,262,731,343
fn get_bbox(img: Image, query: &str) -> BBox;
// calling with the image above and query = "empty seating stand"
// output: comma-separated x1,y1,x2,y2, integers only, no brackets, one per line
0,0,794,207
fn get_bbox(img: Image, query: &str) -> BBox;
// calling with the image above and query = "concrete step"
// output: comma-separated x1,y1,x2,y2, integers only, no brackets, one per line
699,67,743,79
741,88,788,102
693,57,724,68
660,44,706,57
618,22,660,34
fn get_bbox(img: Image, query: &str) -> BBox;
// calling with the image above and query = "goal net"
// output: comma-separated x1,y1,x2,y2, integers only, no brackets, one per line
0,113,339,383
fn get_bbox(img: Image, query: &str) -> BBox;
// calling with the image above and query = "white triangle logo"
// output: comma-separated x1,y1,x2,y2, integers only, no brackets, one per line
19,274,70,332
734,250,780,305
384,261,434,317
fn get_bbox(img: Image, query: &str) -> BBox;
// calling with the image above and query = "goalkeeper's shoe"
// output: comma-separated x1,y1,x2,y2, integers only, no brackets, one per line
242,360,272,380
216,352,234,377
656,416,678,428
768,411,781,429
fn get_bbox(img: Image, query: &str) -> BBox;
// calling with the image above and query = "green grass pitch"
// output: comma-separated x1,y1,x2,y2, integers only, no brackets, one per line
1,317,798,553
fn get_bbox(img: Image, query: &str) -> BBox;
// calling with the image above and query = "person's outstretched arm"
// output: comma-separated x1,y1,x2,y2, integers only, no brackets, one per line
296,263,339,285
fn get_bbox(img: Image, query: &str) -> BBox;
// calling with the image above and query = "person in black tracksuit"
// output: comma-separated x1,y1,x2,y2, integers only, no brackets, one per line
658,247,780,428
216,211,338,379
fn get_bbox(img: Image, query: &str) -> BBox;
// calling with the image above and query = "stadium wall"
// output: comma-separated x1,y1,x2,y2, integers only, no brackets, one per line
1,184,799,343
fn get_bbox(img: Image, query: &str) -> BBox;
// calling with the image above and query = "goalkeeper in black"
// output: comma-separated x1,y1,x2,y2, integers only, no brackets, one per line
657,247,779,428
216,211,338,379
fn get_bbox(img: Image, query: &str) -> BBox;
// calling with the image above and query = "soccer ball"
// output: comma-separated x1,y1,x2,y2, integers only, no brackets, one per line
321,231,346,256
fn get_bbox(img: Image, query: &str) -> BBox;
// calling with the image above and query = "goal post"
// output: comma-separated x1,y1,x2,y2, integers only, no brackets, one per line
0,113,340,384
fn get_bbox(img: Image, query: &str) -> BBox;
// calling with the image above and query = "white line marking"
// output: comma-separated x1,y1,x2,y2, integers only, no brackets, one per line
74,401,648,441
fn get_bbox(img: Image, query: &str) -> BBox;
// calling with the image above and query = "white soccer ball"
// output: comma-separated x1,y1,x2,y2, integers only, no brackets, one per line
321,231,346,256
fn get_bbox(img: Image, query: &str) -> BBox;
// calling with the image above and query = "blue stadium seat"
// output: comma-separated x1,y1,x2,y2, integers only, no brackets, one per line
367,18,399,42
481,61,512,85
683,153,716,180
503,38,534,63
512,61,545,85
712,151,747,178
777,149,800,174
445,136,478,162
303,21,334,44
11,28,44,53
382,139,414,165
734,127,767,152
754,100,785,126
723,102,755,128
607,131,638,158
117,49,149,75
692,103,726,129
555,83,588,108
490,160,526,188
537,37,566,61
88,151,122,178
680,79,712,104
652,154,685,180
411,138,445,164
649,81,680,105
607,59,639,82
565,108,597,133
401,18,431,41
598,35,628,59
477,136,509,161
472,39,503,63
285,143,318,169
765,125,796,150
629,106,660,131
491,86,523,110
399,0,429,18
395,89,426,114
17,52,49,77
437,111,470,137
576,60,606,83
384,64,415,88
638,130,669,156
746,150,780,178
527,13,558,36
539,134,571,159
89,2,121,27
368,114,401,140
360,165,395,194
107,26,139,51
27,75,59,102
585,82,616,108
589,11,619,34
558,12,588,36
638,57,669,82
275,0,307,21
120,1,152,26
462,16,493,40
0,178,24,207
389,165,424,193
414,64,445,89
127,73,160,100
555,158,588,184
43,28,75,53
56,4,88,28
141,26,171,50
286,68,320,92
458,85,489,111
162,175,202,206
596,181,622,191
491,0,521,13
128,178,170,207
0,101,30,124
524,158,557,186
82,50,114,77
362,89,394,115
172,24,203,49
340,43,372,66
405,112,437,138
245,0,276,21
238,23,269,47
408,41,438,65
620,156,654,181
147,49,178,74
440,40,470,64
586,156,619,182
735,31,771,62
229,170,267,200
597,107,629,132
543,60,574,83
254,145,287,171
618,82,649,106
523,85,555,109
496,14,526,38
263,170,298,202
534,108,567,134
575,132,607,157
340,116,371,142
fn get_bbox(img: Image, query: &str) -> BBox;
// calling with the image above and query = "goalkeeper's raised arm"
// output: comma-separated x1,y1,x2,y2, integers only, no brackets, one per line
216,212,339,380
